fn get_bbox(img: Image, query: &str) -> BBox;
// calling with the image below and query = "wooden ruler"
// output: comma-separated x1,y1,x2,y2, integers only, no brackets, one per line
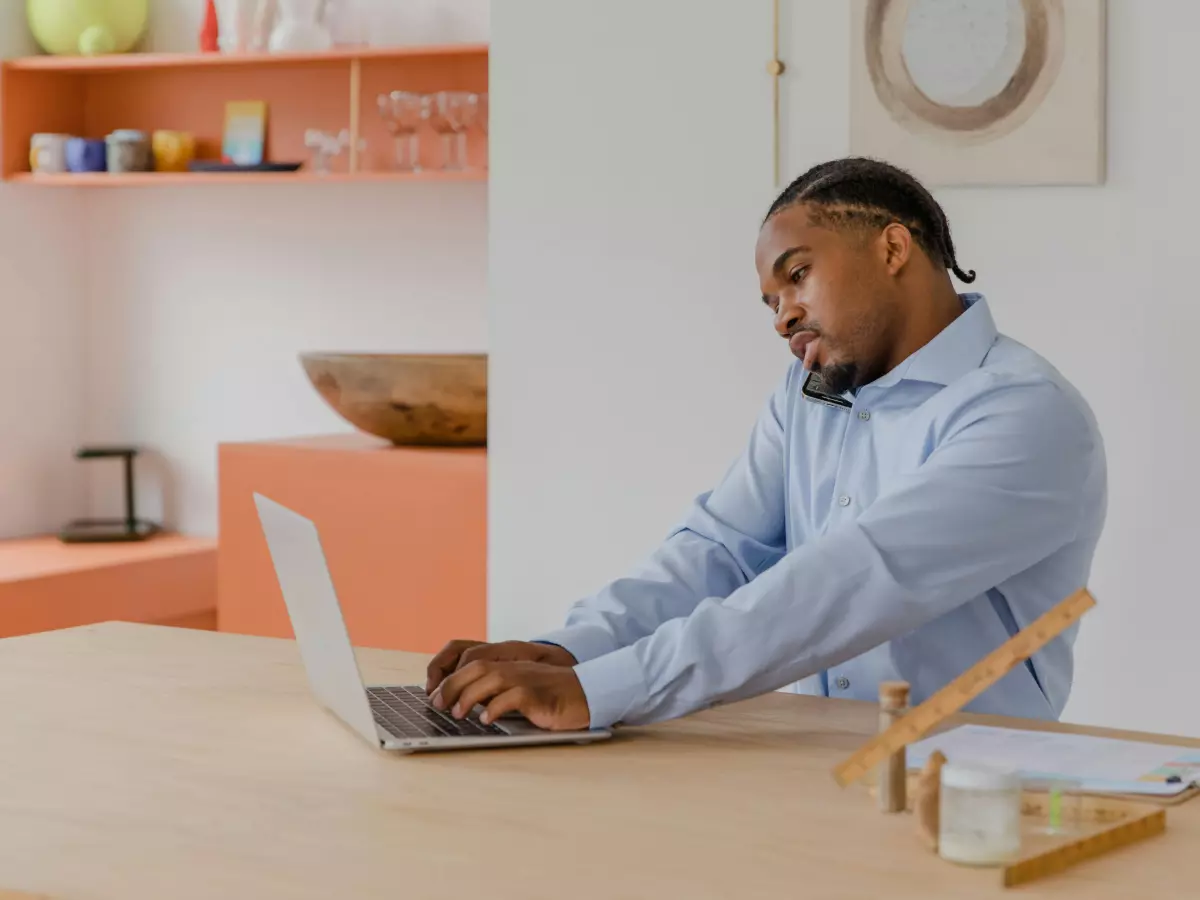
831,587,1096,788
1002,807,1166,888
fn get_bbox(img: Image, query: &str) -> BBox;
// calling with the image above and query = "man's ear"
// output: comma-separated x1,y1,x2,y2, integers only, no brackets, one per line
879,222,913,275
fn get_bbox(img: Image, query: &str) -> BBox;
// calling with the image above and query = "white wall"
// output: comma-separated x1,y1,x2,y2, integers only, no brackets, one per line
81,1,490,535
0,11,86,539
490,0,1200,737
144,0,490,51
489,0,781,632
83,183,487,534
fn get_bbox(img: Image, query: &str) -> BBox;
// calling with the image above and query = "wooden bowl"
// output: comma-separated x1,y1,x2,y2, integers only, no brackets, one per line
299,353,487,447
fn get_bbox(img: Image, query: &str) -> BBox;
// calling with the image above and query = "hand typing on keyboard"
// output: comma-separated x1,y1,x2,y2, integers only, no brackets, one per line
429,660,590,732
425,640,577,694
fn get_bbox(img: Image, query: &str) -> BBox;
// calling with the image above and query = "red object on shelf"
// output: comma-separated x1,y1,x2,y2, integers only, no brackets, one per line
200,0,219,52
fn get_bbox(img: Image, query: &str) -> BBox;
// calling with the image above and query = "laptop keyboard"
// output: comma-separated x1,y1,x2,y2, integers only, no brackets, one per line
368,686,508,740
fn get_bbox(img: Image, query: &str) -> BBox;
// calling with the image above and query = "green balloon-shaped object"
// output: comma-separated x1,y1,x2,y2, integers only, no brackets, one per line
27,0,149,57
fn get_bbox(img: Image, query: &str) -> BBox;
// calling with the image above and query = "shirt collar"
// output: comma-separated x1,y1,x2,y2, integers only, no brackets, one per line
867,293,998,391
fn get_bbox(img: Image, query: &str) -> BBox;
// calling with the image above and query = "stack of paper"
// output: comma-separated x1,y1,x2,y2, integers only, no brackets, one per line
906,724,1200,796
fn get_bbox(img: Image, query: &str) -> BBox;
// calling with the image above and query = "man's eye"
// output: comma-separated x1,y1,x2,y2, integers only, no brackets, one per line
790,266,809,284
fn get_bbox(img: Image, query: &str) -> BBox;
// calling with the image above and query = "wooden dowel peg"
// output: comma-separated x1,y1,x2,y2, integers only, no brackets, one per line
915,750,947,851
878,681,910,813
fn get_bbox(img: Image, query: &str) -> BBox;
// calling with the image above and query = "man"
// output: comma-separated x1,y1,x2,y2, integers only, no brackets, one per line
427,157,1107,733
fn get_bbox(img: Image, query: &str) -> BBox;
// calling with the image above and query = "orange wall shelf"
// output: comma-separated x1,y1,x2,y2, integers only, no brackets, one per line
0,43,488,184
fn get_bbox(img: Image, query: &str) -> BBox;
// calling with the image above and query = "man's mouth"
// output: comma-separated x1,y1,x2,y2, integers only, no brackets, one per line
789,331,820,368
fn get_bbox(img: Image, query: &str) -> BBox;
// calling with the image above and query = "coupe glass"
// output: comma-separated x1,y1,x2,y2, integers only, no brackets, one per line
475,92,489,135
426,91,478,171
473,93,489,169
378,91,427,172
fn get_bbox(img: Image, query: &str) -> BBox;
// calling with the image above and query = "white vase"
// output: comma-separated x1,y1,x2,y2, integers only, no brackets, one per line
269,0,332,52
215,0,261,52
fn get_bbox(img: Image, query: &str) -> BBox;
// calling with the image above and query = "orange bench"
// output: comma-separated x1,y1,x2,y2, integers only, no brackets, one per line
0,534,216,637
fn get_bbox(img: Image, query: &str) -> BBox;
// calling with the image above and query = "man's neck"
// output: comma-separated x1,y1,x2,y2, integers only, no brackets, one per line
883,279,965,373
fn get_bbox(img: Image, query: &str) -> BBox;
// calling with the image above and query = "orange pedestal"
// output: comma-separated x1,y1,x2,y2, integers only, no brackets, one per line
217,434,486,653
0,535,216,637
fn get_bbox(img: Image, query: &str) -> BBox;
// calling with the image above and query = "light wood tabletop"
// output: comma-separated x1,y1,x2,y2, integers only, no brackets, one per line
0,622,1196,899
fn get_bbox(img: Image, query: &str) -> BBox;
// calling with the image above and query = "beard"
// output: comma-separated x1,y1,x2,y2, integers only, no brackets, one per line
812,360,860,396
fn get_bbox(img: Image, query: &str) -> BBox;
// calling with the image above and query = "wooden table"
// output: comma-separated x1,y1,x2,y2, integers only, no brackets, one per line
0,623,1196,899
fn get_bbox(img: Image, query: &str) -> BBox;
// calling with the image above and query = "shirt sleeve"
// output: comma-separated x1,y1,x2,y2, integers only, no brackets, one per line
573,376,1098,729
533,370,793,666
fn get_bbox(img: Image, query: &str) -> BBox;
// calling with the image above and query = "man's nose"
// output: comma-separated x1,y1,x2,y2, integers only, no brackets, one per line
774,299,803,338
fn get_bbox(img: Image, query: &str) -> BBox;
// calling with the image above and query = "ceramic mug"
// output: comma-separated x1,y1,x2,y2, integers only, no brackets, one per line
66,137,108,173
106,129,151,173
30,133,71,173
152,130,195,172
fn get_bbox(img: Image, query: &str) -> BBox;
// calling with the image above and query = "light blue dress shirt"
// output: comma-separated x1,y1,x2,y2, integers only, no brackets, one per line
536,294,1107,730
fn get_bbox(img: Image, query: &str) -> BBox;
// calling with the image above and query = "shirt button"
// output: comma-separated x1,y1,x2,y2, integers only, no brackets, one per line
838,495,851,507
858,410,871,421
835,676,850,690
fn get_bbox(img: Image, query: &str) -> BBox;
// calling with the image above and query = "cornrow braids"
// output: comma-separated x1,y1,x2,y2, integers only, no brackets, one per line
765,157,977,284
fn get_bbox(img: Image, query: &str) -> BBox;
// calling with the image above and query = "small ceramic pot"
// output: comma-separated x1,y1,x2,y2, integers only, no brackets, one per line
152,130,196,172
106,129,151,173
66,137,108,173
30,133,71,173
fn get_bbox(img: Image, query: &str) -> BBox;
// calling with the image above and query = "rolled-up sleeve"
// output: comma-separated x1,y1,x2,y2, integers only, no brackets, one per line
574,378,1096,729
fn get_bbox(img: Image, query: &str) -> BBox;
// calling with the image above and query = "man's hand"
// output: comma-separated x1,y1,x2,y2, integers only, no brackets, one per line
425,640,577,693
429,661,590,732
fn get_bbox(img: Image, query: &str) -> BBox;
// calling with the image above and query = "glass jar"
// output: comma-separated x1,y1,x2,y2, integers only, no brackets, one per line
938,763,1022,866
106,130,152,173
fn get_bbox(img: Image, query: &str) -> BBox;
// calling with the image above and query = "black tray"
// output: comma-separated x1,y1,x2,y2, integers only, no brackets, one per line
187,161,305,173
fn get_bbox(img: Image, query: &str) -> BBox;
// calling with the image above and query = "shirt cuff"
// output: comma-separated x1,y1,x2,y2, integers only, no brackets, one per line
572,645,649,729
531,624,620,665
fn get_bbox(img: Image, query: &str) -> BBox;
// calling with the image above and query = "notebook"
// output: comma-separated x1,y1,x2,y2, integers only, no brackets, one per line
907,724,1200,799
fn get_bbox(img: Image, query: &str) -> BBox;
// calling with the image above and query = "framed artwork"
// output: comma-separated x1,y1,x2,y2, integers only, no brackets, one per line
849,0,1107,186
223,100,268,166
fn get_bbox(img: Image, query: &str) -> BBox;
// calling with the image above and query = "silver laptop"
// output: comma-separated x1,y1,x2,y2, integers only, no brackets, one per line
253,492,611,753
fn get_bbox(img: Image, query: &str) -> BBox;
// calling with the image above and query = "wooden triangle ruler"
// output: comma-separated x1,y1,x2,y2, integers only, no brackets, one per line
832,587,1177,887
1002,805,1166,888
831,587,1096,788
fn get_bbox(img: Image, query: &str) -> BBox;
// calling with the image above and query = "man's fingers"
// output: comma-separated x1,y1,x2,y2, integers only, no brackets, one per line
431,660,492,712
480,687,527,725
425,640,479,693
450,670,511,719
456,643,501,671
425,646,461,693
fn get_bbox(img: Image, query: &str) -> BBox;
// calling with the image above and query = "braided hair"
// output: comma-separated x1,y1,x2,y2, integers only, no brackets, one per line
765,157,977,284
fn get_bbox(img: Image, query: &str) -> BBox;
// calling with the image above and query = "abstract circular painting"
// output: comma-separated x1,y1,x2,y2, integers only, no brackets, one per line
849,0,1106,185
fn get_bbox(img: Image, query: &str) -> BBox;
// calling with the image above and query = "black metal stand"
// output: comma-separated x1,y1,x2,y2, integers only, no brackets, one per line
59,446,163,544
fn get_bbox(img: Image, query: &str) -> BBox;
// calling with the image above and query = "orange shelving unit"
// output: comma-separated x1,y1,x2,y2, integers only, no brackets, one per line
0,43,488,185
217,434,486,653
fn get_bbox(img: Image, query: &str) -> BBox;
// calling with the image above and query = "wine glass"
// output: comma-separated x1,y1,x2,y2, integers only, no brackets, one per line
304,129,365,175
426,91,477,171
473,93,489,169
378,91,426,172
476,93,489,135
